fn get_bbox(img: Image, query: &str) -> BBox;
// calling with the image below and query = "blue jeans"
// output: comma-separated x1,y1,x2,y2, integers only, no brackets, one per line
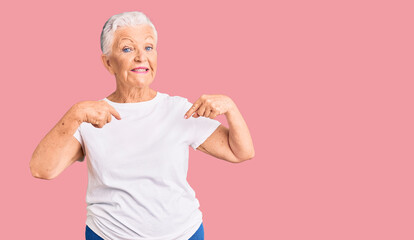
85,222,204,240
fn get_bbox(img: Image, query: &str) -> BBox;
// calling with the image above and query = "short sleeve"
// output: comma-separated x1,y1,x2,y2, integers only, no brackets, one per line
183,100,221,150
73,124,85,162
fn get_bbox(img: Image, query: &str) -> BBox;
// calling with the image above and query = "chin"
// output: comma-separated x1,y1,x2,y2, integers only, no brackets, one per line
133,77,154,86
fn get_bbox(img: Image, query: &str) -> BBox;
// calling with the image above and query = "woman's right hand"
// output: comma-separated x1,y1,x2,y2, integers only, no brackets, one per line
74,100,121,128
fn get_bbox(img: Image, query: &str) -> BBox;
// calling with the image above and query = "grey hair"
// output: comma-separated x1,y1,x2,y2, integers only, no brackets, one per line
100,11,158,56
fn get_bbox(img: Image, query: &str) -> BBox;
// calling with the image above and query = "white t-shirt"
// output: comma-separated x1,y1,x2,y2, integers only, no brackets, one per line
73,91,221,240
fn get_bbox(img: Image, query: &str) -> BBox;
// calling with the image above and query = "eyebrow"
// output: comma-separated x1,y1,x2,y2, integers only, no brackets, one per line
118,35,155,50
118,37,154,48
119,38,134,44
119,36,155,42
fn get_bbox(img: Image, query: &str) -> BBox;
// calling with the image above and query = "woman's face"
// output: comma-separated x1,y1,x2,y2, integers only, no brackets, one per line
102,24,157,87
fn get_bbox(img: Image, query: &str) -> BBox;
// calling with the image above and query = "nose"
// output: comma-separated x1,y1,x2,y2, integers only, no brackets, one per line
134,50,145,62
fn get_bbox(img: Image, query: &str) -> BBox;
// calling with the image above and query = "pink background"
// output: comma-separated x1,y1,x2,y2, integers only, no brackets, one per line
2,0,413,239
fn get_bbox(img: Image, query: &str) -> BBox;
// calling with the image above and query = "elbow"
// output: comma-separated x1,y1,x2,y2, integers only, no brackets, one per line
31,169,55,180
30,159,55,180
31,171,51,180
235,151,255,163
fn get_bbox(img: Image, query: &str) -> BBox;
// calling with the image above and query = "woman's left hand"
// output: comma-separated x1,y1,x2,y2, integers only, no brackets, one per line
184,94,236,119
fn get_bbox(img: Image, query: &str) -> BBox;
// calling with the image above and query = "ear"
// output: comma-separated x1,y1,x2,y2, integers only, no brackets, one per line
101,54,115,75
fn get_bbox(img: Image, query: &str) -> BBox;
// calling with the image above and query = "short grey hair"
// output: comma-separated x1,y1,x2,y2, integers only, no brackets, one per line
100,11,158,56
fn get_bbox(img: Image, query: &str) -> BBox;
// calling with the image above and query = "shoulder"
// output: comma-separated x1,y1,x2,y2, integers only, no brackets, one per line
160,92,188,102
158,93,194,124
159,93,196,120
159,92,192,108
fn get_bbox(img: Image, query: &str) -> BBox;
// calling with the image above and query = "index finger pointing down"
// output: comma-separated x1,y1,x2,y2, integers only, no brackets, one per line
184,103,199,119
108,105,122,120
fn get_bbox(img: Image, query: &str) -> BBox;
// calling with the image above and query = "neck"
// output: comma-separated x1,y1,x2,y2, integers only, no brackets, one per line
107,85,156,103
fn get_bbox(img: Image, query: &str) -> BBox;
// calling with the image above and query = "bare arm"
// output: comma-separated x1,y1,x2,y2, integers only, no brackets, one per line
30,104,84,180
197,103,255,163
197,124,242,163
224,103,255,161
30,100,121,180
185,94,255,163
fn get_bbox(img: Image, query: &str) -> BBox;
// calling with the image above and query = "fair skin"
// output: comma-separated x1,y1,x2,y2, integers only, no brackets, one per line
185,94,255,162
30,24,254,180
102,24,158,103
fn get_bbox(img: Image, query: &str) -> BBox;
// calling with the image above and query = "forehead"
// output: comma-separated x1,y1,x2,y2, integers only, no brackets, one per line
113,25,156,43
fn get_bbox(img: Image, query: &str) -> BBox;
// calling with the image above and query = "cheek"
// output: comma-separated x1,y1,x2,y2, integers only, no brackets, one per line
150,54,157,69
117,58,132,70
110,56,124,70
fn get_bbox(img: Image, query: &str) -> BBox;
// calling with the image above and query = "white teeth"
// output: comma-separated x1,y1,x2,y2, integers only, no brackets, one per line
133,69,147,72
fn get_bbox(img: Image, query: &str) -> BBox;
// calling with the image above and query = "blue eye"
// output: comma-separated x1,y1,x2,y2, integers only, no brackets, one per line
122,47,131,53
145,46,153,51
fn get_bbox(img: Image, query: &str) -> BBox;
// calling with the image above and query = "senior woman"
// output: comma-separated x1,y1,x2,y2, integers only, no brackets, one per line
30,11,254,240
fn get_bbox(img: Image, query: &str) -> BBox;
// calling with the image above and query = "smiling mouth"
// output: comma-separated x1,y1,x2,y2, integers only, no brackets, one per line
131,68,149,74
